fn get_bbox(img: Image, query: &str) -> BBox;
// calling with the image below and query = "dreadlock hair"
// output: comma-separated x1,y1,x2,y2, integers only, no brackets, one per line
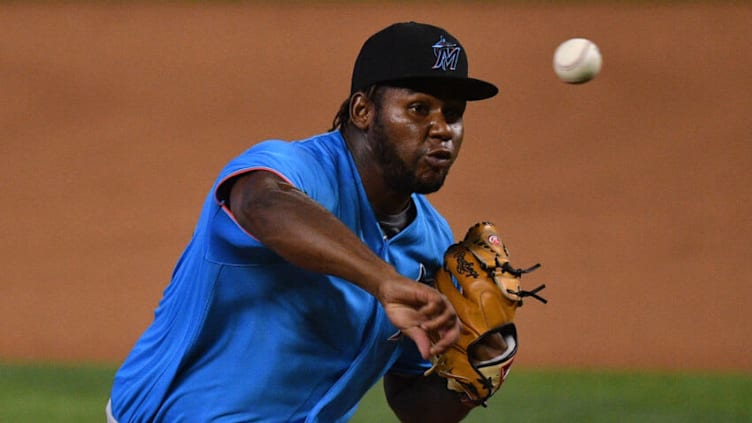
329,85,382,132
330,98,350,132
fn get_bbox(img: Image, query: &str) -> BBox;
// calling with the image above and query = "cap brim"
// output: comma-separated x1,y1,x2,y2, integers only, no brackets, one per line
386,76,499,101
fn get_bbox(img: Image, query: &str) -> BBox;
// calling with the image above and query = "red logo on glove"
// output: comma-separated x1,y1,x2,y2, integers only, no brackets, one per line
499,357,515,385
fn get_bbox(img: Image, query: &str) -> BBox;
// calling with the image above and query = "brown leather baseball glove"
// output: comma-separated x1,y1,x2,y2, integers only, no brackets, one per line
425,222,547,407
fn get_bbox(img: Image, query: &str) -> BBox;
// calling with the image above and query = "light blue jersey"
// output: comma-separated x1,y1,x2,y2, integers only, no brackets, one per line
110,131,454,422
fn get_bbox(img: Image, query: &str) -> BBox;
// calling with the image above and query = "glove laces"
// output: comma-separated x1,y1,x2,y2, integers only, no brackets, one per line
500,262,548,304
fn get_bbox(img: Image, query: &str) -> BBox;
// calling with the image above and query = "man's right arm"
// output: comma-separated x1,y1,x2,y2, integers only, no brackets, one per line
225,170,460,358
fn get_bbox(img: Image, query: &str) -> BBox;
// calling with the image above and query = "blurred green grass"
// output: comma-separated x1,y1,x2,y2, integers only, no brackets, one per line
354,369,752,422
1,363,750,422
0,362,115,422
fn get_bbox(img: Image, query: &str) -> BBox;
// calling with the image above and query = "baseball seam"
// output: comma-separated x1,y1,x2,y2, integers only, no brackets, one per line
555,42,593,71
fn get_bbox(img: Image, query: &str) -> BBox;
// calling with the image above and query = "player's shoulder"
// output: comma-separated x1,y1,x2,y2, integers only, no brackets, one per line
294,131,347,156
248,131,344,158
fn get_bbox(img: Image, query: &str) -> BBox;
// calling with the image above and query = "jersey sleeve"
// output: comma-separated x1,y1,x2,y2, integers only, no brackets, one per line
214,140,332,206
205,139,337,265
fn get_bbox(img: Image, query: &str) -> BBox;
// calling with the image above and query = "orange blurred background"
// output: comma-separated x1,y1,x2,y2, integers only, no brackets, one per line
1,2,750,372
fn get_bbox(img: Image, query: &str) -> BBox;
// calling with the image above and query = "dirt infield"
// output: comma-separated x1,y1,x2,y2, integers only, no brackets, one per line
1,2,750,372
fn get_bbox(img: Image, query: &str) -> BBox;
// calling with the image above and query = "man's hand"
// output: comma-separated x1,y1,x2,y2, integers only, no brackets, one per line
378,277,460,359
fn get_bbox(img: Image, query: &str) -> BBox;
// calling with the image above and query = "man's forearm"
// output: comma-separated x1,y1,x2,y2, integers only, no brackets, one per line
229,171,398,296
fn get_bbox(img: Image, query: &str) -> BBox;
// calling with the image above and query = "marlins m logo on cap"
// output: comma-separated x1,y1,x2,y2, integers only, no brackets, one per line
432,36,461,71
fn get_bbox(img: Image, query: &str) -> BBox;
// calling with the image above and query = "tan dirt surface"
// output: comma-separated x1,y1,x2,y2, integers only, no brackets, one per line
1,3,750,372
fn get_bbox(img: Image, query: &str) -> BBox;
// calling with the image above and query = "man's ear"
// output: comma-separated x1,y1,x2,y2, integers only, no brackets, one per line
350,92,372,130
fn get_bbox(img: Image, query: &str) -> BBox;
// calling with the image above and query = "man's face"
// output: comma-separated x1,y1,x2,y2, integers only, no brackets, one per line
369,86,467,195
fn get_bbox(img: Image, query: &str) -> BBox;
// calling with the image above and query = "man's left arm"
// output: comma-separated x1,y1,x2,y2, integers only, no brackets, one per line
383,372,474,423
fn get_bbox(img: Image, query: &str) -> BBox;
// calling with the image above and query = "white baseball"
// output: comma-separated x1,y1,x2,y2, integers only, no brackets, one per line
553,38,602,84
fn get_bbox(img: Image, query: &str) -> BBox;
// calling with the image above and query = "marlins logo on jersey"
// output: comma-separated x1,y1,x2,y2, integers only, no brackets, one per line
416,263,433,285
432,36,461,71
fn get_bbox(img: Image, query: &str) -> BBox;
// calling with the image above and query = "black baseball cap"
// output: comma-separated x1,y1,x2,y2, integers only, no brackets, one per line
351,22,498,101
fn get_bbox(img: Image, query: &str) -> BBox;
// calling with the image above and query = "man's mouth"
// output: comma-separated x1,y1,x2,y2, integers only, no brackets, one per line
424,150,453,168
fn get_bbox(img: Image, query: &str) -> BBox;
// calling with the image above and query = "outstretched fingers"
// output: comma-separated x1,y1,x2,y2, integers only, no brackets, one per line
380,279,460,359
402,305,459,359
421,295,460,356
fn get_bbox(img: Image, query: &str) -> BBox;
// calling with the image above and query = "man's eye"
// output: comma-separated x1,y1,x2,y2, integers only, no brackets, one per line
409,103,429,114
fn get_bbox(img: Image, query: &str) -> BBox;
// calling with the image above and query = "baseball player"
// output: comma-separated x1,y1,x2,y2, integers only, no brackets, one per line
108,22,499,422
